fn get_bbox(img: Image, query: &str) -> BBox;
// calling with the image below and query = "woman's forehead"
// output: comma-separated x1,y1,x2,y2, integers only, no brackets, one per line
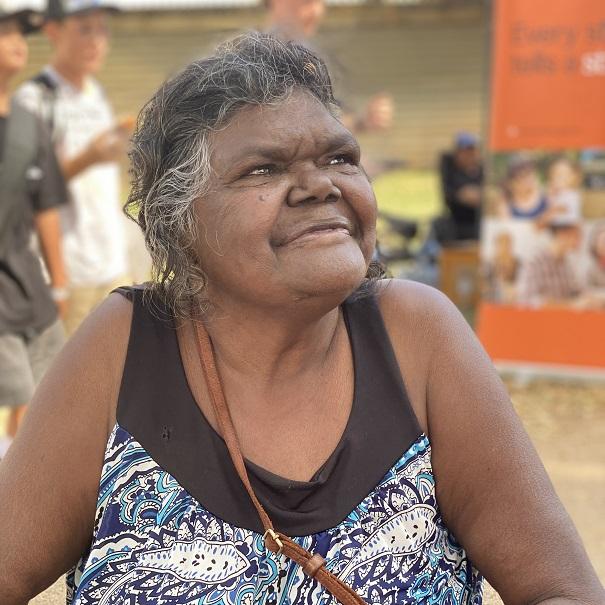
224,91,336,135
210,93,353,163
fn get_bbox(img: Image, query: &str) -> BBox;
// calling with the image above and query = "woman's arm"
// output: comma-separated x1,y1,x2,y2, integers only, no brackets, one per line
379,279,604,605
0,294,132,603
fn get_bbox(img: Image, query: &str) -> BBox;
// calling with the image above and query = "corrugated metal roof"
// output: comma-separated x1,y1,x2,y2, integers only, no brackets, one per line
5,0,354,9
4,0,257,8
111,0,259,8
4,0,432,11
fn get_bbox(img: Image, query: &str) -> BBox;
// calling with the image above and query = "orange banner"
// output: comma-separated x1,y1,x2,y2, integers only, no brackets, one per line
477,303,605,369
490,0,605,151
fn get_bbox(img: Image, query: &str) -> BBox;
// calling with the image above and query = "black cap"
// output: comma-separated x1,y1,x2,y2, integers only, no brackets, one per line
0,3,44,34
46,0,119,20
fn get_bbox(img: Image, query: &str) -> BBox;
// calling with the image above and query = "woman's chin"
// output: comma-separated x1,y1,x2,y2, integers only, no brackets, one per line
285,252,369,301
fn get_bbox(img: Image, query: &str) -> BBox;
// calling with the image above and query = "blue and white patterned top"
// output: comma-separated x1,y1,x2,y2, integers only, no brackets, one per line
66,288,483,604
68,426,482,605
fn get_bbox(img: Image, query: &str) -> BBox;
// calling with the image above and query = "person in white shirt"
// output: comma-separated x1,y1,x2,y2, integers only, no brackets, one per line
15,0,130,335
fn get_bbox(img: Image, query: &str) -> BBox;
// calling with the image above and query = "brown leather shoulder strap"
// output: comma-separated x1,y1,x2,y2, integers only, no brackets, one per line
192,320,367,605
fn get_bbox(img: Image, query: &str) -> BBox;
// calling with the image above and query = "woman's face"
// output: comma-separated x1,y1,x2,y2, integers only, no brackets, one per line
195,90,377,308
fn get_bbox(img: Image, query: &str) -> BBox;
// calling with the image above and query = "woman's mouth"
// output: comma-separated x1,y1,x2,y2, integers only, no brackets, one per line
289,226,351,245
276,221,354,247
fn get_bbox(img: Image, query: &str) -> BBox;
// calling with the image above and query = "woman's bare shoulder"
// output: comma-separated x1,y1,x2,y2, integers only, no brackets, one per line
59,291,134,427
371,279,460,433
375,278,456,325
0,292,134,602
374,277,472,370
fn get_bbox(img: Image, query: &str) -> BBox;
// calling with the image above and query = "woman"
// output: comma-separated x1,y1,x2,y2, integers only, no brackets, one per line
0,33,602,605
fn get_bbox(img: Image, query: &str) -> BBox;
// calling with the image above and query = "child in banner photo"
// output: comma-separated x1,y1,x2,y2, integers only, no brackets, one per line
496,158,549,220
546,157,582,221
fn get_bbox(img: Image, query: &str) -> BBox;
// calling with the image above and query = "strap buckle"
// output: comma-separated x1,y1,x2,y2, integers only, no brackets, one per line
263,528,284,556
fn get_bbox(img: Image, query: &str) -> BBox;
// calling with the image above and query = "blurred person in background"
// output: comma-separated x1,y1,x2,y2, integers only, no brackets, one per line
438,132,483,241
0,3,67,457
266,0,394,145
15,0,131,336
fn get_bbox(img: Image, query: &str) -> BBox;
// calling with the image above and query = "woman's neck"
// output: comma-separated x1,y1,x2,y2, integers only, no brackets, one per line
200,298,343,385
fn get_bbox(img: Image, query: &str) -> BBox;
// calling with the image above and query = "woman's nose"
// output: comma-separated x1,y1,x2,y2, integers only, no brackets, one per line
286,169,342,207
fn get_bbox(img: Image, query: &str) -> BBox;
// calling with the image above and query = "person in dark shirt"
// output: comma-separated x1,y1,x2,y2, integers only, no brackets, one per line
0,3,68,456
439,132,483,241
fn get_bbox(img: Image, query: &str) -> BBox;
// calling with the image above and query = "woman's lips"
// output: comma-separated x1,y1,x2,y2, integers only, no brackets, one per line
287,226,351,245
276,221,354,247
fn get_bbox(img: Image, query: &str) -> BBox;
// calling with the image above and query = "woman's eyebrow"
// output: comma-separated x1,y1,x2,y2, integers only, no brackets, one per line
228,132,359,165
230,145,291,163
323,132,359,151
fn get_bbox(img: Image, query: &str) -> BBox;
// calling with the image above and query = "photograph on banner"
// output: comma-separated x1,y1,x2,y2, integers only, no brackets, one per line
481,150,605,310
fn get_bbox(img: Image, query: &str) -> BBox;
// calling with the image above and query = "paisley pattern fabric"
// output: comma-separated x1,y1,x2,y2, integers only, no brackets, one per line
67,424,482,605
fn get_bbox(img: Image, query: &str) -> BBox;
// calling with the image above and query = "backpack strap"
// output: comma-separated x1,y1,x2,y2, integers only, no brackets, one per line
31,71,59,138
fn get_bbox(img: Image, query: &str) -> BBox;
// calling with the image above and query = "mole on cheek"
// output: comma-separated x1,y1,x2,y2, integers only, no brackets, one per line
259,195,266,202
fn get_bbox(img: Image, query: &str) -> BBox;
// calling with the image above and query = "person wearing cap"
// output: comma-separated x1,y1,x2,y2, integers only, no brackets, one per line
438,132,483,241
0,2,68,456
15,0,130,336
517,208,583,307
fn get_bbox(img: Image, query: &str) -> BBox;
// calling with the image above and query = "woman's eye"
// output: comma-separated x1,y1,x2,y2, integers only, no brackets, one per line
247,165,273,176
328,154,356,166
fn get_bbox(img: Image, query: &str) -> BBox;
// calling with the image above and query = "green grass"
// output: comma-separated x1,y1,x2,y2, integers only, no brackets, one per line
372,169,442,221
373,169,442,254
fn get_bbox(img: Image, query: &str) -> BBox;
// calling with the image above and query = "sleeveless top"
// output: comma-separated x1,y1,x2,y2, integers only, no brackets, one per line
66,287,483,605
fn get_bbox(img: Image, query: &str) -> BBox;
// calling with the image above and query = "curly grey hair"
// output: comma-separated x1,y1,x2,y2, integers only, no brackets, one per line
126,32,384,317
126,32,340,317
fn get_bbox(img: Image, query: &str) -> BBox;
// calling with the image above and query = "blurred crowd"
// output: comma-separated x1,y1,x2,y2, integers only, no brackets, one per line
0,0,134,455
0,0,399,455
